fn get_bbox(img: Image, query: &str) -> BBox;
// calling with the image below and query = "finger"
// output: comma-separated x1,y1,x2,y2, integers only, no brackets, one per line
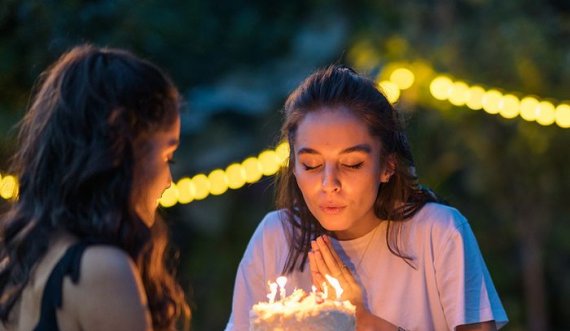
312,240,334,277
308,251,322,291
323,235,345,267
316,236,343,277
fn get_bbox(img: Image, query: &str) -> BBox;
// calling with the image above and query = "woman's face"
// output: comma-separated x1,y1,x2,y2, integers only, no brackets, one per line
132,115,180,227
293,106,391,240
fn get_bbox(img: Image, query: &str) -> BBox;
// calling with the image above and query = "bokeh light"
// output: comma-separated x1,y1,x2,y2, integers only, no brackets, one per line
429,75,453,101
192,174,211,200
466,85,485,110
555,104,570,128
378,80,400,104
482,89,503,114
520,97,540,122
177,177,195,204
535,101,556,126
448,81,470,106
499,94,520,119
226,163,247,189
389,68,415,90
208,169,229,195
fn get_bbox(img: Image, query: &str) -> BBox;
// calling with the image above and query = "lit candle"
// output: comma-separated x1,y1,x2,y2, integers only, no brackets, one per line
322,281,328,299
324,274,344,300
267,281,278,303
276,276,288,300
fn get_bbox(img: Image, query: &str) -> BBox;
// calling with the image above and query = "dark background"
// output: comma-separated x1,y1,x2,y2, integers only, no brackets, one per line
1,1,569,330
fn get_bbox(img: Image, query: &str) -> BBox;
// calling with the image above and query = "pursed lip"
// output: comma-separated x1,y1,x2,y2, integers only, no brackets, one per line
319,203,347,215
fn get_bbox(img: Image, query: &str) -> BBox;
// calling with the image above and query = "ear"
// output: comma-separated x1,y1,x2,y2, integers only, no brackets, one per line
379,154,396,183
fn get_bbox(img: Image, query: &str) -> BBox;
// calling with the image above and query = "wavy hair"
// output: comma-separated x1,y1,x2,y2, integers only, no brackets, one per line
0,45,189,330
277,65,440,273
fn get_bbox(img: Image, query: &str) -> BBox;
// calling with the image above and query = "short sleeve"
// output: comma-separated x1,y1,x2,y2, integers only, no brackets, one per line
225,211,289,331
434,210,508,330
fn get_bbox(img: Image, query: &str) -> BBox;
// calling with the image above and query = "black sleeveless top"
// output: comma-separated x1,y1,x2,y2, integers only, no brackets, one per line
33,242,93,331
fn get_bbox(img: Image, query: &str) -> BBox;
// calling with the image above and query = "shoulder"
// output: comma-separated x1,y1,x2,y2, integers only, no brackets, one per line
258,209,289,233
410,203,470,242
241,210,290,263
79,246,140,285
66,245,152,331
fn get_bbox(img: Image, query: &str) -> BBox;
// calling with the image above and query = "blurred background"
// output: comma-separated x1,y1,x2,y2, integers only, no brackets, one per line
1,0,569,330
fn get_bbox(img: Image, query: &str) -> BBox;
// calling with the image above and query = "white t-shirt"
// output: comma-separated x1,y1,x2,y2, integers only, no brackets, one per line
225,203,508,331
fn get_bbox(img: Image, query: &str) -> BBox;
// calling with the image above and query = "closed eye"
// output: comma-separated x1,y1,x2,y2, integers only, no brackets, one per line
302,163,321,171
167,158,176,165
344,162,363,169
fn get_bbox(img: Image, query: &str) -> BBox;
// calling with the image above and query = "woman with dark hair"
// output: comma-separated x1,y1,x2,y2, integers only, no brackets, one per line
226,65,507,330
0,45,189,331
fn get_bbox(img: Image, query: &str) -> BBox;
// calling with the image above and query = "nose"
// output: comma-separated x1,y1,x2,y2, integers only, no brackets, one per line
165,171,173,190
321,164,341,193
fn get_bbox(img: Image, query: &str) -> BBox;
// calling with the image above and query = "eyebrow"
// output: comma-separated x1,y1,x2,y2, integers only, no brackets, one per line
297,144,372,155
168,139,180,147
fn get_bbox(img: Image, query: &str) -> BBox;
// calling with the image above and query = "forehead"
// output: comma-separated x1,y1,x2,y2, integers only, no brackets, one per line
141,114,180,150
294,107,379,153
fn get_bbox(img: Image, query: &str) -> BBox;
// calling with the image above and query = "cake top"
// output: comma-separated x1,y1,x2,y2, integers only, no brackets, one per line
251,275,356,319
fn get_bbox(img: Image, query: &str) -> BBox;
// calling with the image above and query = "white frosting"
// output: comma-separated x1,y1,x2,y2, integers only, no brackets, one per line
250,289,355,331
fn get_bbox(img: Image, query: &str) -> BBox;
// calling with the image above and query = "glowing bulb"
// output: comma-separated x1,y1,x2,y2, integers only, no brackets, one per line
0,175,17,200
258,150,281,176
555,104,570,128
242,157,263,183
535,101,556,126
499,94,520,119
191,174,210,200
482,89,502,114
225,163,246,189
208,169,228,195
520,97,539,121
159,182,178,208
389,68,415,90
448,81,470,106
466,85,485,110
275,142,290,166
378,80,400,104
429,76,453,100
176,177,195,204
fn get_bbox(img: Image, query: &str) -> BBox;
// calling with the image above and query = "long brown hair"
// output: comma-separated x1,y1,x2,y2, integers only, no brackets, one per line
276,65,439,273
0,45,189,330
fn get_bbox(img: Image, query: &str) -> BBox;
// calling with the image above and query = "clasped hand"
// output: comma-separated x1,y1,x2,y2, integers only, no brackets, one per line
308,235,364,308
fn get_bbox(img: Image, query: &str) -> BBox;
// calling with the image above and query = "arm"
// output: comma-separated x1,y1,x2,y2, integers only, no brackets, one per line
433,209,507,330
456,321,497,331
67,246,152,331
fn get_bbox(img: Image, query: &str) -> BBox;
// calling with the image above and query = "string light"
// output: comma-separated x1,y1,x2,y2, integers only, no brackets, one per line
2,63,568,206
156,142,289,207
428,74,568,127
0,174,18,200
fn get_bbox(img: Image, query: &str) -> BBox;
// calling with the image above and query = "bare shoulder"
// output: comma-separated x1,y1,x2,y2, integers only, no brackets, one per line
65,245,152,331
80,246,139,283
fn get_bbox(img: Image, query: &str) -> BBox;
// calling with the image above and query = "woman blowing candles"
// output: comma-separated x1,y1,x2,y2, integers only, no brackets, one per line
226,65,508,331
0,45,189,331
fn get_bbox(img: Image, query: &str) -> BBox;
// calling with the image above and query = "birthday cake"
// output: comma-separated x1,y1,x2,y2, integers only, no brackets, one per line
249,276,356,331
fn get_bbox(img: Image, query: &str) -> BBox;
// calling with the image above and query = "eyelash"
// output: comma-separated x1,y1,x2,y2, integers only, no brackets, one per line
167,158,176,165
302,162,363,170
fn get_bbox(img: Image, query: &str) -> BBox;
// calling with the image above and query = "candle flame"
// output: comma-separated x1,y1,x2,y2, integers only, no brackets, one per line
276,276,287,300
267,281,278,303
276,276,287,288
324,274,344,300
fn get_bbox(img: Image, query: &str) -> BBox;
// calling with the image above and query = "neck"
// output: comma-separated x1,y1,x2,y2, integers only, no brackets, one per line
334,218,382,240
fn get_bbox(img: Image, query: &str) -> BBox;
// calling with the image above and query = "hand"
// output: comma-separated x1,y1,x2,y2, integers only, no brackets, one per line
308,236,401,331
308,235,364,307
